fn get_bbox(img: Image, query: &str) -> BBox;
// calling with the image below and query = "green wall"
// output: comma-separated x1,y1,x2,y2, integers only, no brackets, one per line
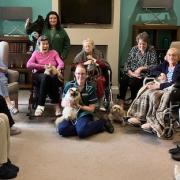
119,0,180,66
0,0,51,34
1,0,180,70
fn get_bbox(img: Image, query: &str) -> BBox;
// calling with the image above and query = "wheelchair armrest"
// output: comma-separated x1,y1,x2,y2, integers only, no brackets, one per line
143,77,155,86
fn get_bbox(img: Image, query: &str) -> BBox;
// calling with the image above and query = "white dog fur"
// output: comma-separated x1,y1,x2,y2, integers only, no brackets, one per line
55,87,81,126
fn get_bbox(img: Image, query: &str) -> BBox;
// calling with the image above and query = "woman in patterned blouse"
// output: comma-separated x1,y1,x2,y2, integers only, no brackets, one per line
118,31,157,107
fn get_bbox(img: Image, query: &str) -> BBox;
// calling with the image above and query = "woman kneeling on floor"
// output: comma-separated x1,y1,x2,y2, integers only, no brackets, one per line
127,47,180,138
56,64,114,138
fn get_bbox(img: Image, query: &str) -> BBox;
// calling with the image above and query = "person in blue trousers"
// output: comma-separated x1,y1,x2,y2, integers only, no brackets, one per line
57,64,114,138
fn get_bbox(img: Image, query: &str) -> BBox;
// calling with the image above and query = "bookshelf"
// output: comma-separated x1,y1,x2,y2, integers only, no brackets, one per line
132,24,180,63
0,35,32,89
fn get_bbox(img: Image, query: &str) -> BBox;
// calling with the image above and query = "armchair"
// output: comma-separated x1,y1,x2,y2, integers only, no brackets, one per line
0,41,19,108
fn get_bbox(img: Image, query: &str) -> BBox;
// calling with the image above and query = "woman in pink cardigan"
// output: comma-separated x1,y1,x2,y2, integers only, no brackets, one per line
27,35,64,116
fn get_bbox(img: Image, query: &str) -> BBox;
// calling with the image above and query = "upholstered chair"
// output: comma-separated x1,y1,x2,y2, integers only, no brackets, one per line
0,41,19,108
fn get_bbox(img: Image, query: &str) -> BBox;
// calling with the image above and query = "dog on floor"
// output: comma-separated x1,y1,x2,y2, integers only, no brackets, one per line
108,104,126,125
44,65,64,83
55,87,81,126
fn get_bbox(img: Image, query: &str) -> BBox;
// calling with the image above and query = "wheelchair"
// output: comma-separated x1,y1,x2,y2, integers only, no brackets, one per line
140,77,180,139
161,82,180,139
27,72,64,119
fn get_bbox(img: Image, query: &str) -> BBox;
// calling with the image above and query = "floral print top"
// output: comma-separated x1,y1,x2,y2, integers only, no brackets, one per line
124,45,157,72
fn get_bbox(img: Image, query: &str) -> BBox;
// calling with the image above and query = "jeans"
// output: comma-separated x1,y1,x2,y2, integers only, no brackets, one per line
57,114,105,138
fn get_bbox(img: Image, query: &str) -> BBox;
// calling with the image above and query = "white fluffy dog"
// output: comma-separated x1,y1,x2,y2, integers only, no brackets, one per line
55,87,81,126
108,104,125,125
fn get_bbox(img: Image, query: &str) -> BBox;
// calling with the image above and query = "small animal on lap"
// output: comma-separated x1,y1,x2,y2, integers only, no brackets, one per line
108,104,125,125
55,87,81,126
44,65,64,83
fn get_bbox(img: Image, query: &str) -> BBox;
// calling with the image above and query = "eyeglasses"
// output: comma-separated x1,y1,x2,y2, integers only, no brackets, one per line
75,72,86,76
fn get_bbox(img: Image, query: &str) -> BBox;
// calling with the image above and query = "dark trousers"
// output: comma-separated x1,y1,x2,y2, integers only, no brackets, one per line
0,95,14,127
119,74,143,101
57,114,105,138
33,73,62,106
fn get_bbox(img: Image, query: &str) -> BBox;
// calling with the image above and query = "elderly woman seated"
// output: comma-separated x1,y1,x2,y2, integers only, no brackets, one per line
26,35,64,116
73,38,111,111
127,47,180,138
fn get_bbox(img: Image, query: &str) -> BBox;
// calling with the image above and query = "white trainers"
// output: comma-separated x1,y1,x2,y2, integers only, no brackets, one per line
34,105,45,116
99,98,106,111
9,106,19,115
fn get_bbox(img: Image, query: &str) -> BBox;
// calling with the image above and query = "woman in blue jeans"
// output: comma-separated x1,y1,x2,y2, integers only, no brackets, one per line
57,64,114,138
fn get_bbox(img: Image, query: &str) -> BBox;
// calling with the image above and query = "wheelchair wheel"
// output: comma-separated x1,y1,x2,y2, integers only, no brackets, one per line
163,127,174,139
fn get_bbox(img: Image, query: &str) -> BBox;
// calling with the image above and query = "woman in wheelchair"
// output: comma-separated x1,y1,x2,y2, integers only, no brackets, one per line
26,35,64,117
73,38,111,111
127,47,180,138
118,31,158,107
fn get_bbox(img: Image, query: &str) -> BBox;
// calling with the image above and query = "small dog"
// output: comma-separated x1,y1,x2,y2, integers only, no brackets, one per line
55,87,81,126
108,104,125,125
44,65,64,83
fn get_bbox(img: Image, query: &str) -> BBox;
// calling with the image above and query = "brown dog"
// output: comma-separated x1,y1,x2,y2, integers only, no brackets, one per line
108,104,125,125
44,65,63,83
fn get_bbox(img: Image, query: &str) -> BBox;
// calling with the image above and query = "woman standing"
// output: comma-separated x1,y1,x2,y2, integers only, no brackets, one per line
42,11,70,60
118,31,157,106
25,11,70,60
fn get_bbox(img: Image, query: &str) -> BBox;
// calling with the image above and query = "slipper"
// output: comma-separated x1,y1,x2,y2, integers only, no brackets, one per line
34,105,44,116
128,117,141,126
141,125,153,134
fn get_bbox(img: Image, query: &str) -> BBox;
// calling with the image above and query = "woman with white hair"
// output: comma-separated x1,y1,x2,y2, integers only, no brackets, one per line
127,47,180,138
73,38,111,111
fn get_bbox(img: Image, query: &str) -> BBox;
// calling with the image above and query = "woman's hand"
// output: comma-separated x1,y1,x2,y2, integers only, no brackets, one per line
87,55,96,62
84,60,93,65
134,67,143,77
128,70,142,79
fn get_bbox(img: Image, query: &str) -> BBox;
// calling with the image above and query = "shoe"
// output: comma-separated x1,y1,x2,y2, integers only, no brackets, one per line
0,164,17,179
99,98,106,112
55,109,62,117
9,106,19,115
141,123,153,133
104,120,114,133
99,106,106,112
10,126,21,136
5,159,19,172
34,105,44,116
172,152,180,161
55,105,62,117
128,117,141,126
169,145,180,154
